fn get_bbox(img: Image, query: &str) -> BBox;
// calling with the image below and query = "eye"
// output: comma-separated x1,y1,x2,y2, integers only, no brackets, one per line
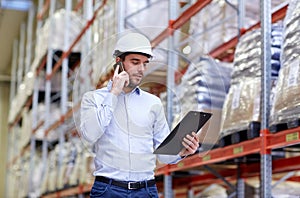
132,61,140,65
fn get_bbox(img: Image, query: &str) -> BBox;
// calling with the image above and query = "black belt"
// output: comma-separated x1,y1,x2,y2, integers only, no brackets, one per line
95,176,156,190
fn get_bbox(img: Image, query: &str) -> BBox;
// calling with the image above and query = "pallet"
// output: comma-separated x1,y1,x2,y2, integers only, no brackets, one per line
270,118,300,133
218,122,261,147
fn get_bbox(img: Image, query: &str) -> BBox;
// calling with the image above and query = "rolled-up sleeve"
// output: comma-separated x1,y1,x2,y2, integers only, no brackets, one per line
80,91,118,143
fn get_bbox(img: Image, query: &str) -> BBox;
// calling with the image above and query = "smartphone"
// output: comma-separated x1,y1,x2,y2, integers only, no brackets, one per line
113,61,124,74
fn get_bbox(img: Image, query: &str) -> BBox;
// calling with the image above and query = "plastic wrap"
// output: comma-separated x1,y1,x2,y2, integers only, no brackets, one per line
189,0,238,57
220,23,283,137
195,184,227,198
271,58,300,124
188,0,285,58
220,77,261,136
56,144,68,190
62,139,81,187
161,57,232,148
37,70,62,92
35,9,84,61
232,24,283,81
90,2,116,88
20,107,32,148
179,57,232,114
19,152,30,198
79,149,95,185
30,154,43,197
34,103,60,141
47,149,58,192
270,0,300,125
40,157,50,194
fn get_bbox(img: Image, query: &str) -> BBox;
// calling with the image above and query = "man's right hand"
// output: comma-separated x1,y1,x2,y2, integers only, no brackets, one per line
110,64,129,96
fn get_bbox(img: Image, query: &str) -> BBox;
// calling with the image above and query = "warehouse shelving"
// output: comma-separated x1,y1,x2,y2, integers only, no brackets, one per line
156,153,300,197
6,0,107,165
6,0,299,198
6,0,110,197
150,1,292,198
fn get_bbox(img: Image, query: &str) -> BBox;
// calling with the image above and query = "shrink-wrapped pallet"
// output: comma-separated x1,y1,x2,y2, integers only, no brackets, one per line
62,140,80,187
160,57,232,149
195,184,227,198
19,152,30,198
37,70,62,92
56,143,69,190
35,9,84,61
79,149,95,185
40,157,50,194
220,23,283,137
270,0,300,125
271,61,300,124
34,103,60,142
170,57,232,121
188,0,284,57
29,154,44,197
47,149,58,192
67,138,84,187
20,107,32,148
220,77,261,135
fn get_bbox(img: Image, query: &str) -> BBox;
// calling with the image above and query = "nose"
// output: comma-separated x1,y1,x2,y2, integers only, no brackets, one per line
137,63,145,72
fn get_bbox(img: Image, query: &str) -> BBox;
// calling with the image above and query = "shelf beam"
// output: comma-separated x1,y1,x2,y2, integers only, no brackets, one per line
268,127,300,149
155,138,261,175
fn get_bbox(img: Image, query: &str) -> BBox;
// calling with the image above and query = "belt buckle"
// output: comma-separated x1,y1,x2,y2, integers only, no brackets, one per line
128,182,137,190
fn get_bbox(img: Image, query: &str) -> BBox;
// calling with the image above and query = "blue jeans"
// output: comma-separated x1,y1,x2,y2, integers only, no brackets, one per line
90,180,159,198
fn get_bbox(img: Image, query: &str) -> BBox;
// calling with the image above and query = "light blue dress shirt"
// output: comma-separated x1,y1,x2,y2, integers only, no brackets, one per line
80,81,181,182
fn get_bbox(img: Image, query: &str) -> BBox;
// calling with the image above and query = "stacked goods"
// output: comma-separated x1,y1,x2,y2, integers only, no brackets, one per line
47,148,58,192
160,57,232,125
195,184,227,198
34,103,60,142
270,0,300,127
167,57,232,148
246,178,300,197
220,78,261,135
61,141,78,187
177,57,232,115
8,8,83,128
188,0,285,59
220,23,283,138
38,138,93,195
79,149,95,185
35,9,83,62
20,107,32,148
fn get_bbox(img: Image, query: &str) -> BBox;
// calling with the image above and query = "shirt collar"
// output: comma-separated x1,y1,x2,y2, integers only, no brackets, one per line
107,80,141,95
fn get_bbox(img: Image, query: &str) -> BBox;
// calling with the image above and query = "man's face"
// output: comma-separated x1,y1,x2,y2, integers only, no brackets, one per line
123,53,149,88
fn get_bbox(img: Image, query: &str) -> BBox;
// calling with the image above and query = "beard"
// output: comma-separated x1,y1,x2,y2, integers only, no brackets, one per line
127,74,143,88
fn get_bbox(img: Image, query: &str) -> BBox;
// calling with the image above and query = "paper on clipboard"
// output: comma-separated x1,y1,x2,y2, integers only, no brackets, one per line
153,111,212,155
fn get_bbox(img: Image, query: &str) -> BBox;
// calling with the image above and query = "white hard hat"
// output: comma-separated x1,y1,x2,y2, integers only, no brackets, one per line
113,32,153,58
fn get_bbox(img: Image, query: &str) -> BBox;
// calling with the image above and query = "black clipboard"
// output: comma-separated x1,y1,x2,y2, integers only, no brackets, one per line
153,111,212,155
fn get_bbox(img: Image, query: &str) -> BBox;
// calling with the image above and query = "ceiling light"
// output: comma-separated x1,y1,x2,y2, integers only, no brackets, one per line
182,45,191,54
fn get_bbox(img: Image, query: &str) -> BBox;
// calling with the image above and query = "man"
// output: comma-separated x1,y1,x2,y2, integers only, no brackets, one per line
80,32,199,197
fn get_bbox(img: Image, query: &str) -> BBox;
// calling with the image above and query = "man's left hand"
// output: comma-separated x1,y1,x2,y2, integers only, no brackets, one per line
179,132,200,158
